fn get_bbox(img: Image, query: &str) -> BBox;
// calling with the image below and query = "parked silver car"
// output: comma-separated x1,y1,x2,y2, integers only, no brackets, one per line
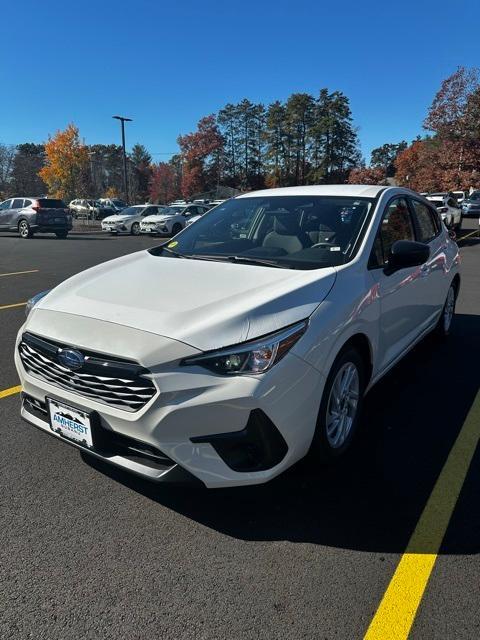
0,197,72,238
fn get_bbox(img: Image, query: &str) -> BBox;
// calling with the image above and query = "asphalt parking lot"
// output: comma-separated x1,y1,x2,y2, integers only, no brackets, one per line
0,223,479,640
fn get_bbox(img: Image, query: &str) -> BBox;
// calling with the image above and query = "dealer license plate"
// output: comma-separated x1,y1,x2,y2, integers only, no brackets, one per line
47,398,94,448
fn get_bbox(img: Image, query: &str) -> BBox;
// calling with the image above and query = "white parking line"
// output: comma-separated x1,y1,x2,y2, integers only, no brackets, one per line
0,270,39,277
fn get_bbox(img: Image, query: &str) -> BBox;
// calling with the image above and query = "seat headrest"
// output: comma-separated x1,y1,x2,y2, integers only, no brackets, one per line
273,213,300,236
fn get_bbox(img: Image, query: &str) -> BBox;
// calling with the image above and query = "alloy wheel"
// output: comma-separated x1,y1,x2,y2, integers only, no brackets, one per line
326,362,360,449
19,221,29,238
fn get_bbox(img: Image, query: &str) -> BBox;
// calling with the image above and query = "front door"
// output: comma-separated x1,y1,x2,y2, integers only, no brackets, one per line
368,197,429,372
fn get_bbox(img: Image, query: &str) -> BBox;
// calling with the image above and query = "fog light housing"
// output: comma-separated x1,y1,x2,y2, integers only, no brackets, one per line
191,409,288,472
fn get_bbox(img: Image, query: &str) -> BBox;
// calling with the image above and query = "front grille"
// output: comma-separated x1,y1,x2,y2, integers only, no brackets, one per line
19,333,157,412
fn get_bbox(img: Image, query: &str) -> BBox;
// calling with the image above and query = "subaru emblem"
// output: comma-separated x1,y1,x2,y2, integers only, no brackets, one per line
58,348,85,371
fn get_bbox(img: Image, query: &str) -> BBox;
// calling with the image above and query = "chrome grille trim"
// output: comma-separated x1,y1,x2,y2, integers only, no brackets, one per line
19,335,157,412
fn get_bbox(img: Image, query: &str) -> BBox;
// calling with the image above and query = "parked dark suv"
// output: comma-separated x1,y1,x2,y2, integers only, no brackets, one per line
0,197,73,238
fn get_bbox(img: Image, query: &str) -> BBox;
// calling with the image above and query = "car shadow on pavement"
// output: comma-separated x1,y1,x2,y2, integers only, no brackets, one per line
83,313,480,555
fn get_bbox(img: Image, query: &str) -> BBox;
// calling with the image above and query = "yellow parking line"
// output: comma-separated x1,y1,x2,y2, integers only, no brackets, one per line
0,385,22,399
0,269,39,277
364,389,480,639
0,302,26,310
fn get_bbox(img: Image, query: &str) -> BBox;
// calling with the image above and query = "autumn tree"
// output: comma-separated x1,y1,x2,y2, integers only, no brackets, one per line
348,166,385,185
149,162,179,204
39,124,89,200
178,115,223,198
394,139,443,191
423,67,480,188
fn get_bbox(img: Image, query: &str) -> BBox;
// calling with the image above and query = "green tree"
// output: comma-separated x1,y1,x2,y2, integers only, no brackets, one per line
370,141,408,177
129,143,152,203
11,144,46,195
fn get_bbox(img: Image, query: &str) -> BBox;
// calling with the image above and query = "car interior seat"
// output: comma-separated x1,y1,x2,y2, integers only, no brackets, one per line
262,213,311,254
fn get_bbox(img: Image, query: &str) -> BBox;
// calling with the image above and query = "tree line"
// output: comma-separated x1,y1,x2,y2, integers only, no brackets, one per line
2,69,479,204
0,127,153,204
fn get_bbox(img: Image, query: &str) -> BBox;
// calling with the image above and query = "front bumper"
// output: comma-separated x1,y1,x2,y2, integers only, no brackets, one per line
140,226,169,235
15,330,323,488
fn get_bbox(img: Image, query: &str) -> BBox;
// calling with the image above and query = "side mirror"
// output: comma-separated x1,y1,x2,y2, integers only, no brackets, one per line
386,240,430,274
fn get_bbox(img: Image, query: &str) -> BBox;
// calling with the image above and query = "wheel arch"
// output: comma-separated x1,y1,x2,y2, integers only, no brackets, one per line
335,333,373,387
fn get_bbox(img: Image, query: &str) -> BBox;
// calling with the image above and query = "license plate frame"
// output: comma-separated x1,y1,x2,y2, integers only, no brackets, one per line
46,397,94,449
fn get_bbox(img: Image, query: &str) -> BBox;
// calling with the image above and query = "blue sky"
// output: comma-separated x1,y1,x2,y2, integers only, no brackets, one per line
1,0,478,163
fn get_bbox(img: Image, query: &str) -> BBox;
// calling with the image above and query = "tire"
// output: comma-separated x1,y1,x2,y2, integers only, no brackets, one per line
312,347,366,462
55,231,68,239
434,282,457,338
18,220,33,239
131,222,140,235
172,223,182,236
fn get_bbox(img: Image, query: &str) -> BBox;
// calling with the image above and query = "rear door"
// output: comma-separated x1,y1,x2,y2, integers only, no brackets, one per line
0,199,13,229
368,197,429,372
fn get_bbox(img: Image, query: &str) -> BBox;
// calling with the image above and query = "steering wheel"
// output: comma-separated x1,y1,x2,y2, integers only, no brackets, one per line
310,242,333,249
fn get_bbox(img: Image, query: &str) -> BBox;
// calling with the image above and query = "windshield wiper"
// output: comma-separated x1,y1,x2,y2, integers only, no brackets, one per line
188,254,289,268
226,255,290,268
160,245,188,258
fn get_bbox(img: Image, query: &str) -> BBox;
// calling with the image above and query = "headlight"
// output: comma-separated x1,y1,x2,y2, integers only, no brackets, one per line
25,290,50,318
181,320,308,375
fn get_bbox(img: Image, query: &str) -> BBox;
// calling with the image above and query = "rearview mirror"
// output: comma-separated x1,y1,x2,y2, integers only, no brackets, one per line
386,240,430,274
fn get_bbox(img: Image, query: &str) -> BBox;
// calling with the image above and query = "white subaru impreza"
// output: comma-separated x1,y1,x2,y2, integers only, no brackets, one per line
15,185,460,488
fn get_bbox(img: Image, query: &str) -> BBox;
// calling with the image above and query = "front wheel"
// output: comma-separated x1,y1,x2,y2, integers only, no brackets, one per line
312,347,366,462
131,222,140,235
18,220,33,239
55,231,68,239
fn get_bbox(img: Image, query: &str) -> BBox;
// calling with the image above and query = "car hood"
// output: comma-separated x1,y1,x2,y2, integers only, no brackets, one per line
31,251,336,352
102,214,133,223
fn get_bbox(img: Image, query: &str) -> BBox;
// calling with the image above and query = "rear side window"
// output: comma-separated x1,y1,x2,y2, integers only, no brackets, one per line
12,198,24,208
38,199,66,209
371,198,415,267
410,200,439,243
24,199,33,207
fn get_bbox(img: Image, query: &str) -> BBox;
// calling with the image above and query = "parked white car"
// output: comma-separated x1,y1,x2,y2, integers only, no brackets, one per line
101,204,166,235
140,203,210,236
16,185,460,488
426,195,462,230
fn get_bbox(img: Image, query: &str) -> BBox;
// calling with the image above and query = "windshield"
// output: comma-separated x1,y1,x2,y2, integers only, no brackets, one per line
151,195,374,270
120,207,142,216
468,191,480,201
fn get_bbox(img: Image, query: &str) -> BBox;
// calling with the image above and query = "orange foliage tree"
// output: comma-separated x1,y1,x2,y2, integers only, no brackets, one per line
39,124,89,201
177,115,223,198
347,166,385,185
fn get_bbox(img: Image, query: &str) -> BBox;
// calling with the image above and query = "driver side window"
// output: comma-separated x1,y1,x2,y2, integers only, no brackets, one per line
371,198,415,268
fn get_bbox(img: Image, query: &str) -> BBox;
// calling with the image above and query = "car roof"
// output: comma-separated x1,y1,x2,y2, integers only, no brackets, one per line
236,184,389,199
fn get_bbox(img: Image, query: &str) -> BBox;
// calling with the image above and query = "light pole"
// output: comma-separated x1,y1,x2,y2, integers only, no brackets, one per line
113,115,132,203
